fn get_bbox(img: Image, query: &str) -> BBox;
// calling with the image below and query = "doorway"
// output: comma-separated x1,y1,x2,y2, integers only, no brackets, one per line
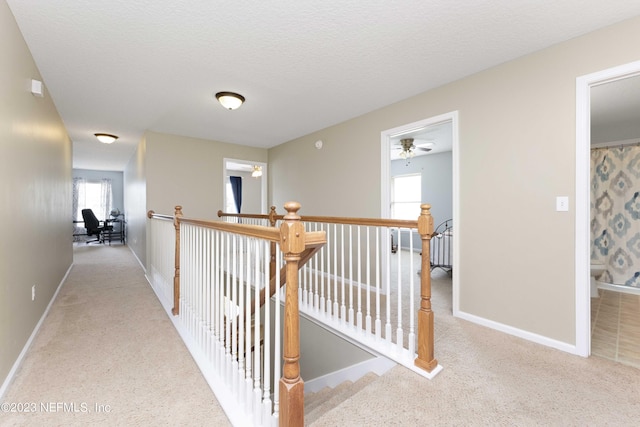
380,111,460,314
222,158,268,215
575,60,640,357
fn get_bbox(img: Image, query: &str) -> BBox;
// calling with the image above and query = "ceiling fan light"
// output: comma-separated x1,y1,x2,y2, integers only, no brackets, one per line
94,133,118,144
215,91,245,110
251,165,262,177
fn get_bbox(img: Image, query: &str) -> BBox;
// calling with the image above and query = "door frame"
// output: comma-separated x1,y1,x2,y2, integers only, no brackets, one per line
575,60,640,357
380,111,460,314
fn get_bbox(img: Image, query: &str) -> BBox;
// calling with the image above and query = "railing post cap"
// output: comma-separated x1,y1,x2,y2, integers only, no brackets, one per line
418,204,434,235
283,201,301,220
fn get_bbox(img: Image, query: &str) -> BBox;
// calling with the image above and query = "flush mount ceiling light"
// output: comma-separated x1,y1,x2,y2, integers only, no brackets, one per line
94,133,118,144
251,165,263,178
215,91,245,110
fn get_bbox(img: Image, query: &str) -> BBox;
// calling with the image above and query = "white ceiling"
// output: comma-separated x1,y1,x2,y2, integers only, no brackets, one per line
7,1,640,171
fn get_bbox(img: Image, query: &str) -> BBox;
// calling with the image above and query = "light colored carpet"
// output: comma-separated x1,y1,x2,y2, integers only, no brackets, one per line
1,244,230,426
310,269,640,426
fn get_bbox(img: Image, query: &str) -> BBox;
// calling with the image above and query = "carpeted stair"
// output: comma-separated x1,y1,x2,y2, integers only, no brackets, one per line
305,372,378,425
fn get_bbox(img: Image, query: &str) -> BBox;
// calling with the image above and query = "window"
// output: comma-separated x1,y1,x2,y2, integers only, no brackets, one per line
391,174,421,220
73,178,113,221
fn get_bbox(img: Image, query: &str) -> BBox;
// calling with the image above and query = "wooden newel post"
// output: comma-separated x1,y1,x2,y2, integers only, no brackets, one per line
415,204,438,372
279,201,305,427
172,205,183,316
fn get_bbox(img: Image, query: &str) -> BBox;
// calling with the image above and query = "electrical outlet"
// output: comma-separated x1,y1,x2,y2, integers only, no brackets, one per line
32,285,36,301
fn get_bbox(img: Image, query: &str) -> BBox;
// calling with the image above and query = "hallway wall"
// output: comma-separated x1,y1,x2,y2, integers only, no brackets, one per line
269,16,640,347
0,2,72,394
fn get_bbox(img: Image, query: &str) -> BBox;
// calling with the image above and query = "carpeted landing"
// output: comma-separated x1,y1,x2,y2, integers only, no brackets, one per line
1,244,230,426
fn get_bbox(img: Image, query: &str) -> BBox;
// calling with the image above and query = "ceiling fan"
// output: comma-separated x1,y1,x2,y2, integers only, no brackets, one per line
394,138,433,159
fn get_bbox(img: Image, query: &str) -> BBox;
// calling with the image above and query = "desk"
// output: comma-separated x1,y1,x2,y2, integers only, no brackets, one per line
105,216,126,245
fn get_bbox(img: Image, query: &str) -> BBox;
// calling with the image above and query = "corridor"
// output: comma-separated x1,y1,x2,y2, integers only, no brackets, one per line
1,244,229,426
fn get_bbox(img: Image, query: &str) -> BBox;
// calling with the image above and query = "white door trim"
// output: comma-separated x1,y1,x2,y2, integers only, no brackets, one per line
380,111,460,314
575,60,640,357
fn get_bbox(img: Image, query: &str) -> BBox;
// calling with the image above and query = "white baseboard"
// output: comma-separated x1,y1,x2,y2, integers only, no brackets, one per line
0,263,73,400
304,356,396,393
455,310,577,355
129,245,146,273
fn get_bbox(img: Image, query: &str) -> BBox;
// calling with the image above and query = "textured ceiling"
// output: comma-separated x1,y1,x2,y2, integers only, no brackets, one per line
7,1,640,170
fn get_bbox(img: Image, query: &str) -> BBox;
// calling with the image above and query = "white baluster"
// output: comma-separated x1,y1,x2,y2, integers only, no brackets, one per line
245,237,253,414
232,234,239,396
348,225,354,327
262,239,272,423
385,228,392,343
357,226,363,331
238,236,246,407
375,227,381,340
205,229,212,363
318,223,325,313
333,224,339,320
408,229,416,356
253,239,262,425
273,245,281,425
397,229,404,351
366,227,372,335
340,224,346,324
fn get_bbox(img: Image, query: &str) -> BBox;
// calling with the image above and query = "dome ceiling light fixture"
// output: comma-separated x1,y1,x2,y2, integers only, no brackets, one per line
94,133,118,144
215,91,245,110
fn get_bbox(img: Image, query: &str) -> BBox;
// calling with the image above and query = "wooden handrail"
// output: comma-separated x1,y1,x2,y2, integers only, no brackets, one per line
219,207,419,229
181,217,282,242
216,205,280,227
147,210,174,221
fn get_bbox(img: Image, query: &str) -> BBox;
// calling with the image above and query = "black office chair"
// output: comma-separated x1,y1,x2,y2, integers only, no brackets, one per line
81,209,113,244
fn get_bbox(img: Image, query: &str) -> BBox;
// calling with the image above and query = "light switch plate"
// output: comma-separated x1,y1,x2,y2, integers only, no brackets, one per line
556,196,569,212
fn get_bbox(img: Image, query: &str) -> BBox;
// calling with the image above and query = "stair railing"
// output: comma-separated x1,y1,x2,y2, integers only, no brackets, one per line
147,202,326,427
219,204,440,378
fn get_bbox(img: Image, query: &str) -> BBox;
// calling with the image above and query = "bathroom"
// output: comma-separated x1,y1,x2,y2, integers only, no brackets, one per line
590,75,640,297
590,74,640,368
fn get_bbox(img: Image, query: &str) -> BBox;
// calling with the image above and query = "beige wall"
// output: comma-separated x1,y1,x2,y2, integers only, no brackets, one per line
270,16,640,345
145,131,268,219
124,136,147,268
0,1,72,392
125,131,268,268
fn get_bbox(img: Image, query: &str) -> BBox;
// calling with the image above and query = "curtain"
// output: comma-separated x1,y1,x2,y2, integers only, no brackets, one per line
72,177,85,236
229,176,242,214
591,145,640,287
72,177,113,220
100,178,113,219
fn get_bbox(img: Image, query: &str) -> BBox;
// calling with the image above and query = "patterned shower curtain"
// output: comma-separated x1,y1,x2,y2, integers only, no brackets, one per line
591,145,640,287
